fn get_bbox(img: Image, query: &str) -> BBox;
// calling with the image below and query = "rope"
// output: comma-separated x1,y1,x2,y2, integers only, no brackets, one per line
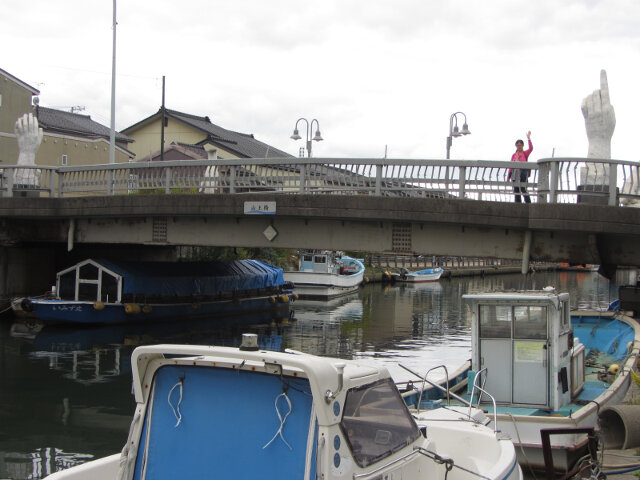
414,447,491,480
263,392,293,450
168,379,184,427
506,413,538,480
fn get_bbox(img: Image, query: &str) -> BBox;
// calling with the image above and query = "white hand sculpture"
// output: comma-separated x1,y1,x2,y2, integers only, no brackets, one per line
581,70,615,159
580,70,615,185
14,113,43,186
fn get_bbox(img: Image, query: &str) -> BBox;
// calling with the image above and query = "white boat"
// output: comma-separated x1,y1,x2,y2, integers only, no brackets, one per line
393,267,444,283
45,334,522,480
284,252,365,300
401,288,640,474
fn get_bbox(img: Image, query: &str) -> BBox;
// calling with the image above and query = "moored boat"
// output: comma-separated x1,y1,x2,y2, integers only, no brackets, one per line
15,258,295,325
284,251,365,300
400,287,640,473
393,267,444,283
44,334,522,480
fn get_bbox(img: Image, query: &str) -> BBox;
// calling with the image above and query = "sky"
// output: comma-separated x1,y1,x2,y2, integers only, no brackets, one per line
2,0,639,162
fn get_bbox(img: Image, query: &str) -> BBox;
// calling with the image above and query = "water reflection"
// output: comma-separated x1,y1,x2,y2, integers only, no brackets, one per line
0,269,631,479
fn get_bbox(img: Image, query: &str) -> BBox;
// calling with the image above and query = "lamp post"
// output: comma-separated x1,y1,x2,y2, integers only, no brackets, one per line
290,118,323,157
445,112,471,159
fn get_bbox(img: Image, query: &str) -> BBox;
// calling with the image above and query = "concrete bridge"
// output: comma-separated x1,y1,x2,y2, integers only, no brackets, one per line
1,157,639,300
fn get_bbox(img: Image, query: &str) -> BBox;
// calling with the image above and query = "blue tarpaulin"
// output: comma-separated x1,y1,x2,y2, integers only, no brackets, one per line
93,259,285,296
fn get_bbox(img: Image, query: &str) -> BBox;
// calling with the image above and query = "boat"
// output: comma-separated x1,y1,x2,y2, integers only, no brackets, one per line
400,287,640,474
283,251,365,300
44,333,522,480
393,267,444,283
15,258,295,325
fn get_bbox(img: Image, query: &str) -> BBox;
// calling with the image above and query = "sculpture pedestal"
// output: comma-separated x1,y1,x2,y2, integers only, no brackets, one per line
12,186,40,198
577,185,617,205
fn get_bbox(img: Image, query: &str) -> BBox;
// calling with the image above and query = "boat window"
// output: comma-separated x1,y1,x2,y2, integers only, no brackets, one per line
340,378,420,468
78,282,98,301
514,306,547,339
101,272,118,302
560,302,569,329
479,305,511,338
58,271,76,300
79,263,99,280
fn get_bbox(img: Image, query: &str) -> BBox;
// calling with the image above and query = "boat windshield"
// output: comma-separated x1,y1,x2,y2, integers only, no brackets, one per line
340,378,421,467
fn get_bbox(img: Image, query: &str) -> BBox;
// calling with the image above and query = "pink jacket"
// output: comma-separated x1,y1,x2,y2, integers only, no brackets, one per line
508,139,533,178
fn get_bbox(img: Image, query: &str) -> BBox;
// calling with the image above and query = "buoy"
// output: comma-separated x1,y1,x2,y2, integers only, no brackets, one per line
93,301,105,310
142,305,152,313
124,304,141,314
278,295,290,303
268,296,276,304
191,303,200,310
609,363,620,375
292,293,299,300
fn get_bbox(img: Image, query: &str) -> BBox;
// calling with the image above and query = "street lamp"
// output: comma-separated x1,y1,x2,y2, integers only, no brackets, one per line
290,118,323,157
446,112,471,159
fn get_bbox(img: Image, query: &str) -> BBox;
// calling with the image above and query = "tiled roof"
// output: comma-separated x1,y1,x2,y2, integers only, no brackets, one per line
37,106,133,143
124,108,292,159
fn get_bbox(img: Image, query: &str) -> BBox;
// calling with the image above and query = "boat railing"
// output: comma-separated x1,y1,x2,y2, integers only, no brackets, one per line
399,364,469,411
419,365,451,409
468,368,498,432
469,367,489,408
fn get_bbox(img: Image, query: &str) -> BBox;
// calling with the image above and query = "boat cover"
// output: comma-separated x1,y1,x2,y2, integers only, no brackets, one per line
93,259,285,296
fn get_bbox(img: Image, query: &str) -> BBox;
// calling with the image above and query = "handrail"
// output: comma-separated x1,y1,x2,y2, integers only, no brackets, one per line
418,365,451,410
469,367,488,408
1,157,638,207
467,382,499,433
399,364,470,409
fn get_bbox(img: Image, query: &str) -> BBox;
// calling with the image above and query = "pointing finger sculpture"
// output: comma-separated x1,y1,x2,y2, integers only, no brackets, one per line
14,113,43,186
580,70,615,185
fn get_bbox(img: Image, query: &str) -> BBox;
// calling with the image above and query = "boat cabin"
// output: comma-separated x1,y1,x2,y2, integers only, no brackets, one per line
464,288,584,411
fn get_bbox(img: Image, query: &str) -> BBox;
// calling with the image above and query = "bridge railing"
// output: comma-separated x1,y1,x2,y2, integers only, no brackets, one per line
0,157,638,206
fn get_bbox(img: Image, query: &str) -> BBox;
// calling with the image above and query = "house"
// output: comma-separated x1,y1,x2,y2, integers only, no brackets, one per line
122,108,292,161
0,67,40,165
0,67,134,167
35,106,134,166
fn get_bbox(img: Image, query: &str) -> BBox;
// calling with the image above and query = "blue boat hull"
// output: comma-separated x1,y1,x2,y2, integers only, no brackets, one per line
29,295,293,325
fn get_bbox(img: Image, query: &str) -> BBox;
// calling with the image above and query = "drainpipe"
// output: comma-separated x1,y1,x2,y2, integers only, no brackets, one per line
521,230,532,274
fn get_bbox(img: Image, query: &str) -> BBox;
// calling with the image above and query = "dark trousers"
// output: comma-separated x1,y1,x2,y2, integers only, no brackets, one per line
512,170,531,203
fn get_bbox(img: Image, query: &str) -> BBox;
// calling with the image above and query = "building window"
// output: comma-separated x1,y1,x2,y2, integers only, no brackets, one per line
61,154,68,166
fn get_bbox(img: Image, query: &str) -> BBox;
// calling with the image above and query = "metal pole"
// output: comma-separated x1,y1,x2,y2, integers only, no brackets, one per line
109,0,117,164
160,76,166,161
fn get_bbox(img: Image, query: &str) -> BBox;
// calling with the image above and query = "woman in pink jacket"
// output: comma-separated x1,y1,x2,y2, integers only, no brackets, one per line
508,131,533,203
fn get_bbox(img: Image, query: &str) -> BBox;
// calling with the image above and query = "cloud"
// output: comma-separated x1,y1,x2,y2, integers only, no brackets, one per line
2,0,639,161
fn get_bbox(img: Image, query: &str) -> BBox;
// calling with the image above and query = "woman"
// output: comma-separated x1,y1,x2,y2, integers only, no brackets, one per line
508,131,533,203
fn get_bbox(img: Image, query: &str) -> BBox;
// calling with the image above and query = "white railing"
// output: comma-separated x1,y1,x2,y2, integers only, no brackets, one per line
0,157,638,206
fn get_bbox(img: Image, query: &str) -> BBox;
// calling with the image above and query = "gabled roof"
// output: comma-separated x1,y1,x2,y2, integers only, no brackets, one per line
137,142,207,162
0,67,40,95
37,106,133,143
123,108,292,159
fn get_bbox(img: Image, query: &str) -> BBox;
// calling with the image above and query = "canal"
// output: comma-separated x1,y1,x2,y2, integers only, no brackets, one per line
0,269,628,479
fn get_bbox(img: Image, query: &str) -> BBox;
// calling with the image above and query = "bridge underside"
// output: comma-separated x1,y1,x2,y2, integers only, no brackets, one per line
1,194,639,273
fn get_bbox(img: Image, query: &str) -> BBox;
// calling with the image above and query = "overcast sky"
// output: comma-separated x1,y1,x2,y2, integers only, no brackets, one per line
3,0,639,162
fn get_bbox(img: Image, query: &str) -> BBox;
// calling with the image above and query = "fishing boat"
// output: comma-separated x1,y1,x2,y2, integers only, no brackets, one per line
393,267,444,283
283,251,365,300
15,258,295,325
44,334,522,480
401,287,640,473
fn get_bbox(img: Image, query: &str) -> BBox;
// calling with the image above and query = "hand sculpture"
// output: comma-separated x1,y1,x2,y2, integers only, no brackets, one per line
582,70,615,159
14,113,43,186
580,70,615,185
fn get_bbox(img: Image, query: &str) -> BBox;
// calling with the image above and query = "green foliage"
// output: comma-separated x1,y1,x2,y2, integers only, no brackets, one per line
178,246,296,268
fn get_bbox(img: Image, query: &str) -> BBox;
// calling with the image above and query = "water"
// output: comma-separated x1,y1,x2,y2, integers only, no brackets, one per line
0,269,628,479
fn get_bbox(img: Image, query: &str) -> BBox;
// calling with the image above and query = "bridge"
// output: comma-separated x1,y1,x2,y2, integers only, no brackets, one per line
0,156,639,299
